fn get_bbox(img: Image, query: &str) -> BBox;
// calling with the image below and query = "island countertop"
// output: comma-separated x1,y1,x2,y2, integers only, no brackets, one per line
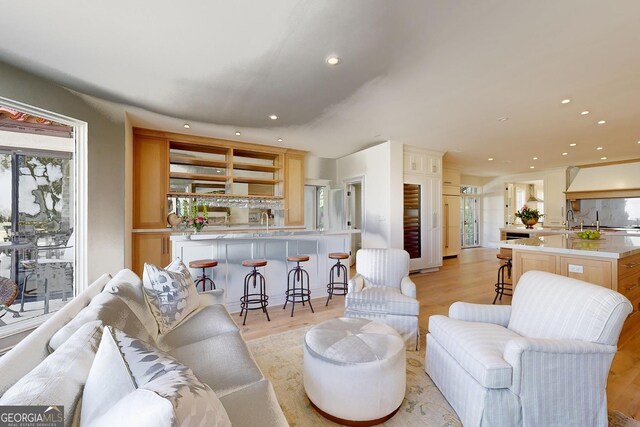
491,233,640,259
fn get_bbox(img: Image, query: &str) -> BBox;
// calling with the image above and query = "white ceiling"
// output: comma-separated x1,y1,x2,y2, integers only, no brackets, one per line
1,0,640,175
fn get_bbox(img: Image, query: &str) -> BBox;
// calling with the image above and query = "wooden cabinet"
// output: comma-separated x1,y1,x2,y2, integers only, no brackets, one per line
542,169,566,227
404,150,441,176
133,136,168,229
442,194,461,257
284,152,305,225
132,232,171,277
559,256,612,288
513,251,557,284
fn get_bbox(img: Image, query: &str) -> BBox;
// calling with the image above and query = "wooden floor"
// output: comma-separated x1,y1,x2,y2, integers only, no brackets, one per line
237,247,640,420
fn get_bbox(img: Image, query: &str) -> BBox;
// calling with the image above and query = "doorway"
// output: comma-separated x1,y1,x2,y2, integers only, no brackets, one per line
461,186,480,248
344,177,364,266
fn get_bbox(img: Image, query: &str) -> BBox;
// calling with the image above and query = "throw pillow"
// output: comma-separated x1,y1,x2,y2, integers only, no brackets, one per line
81,326,231,427
48,291,155,352
0,321,104,427
142,258,200,334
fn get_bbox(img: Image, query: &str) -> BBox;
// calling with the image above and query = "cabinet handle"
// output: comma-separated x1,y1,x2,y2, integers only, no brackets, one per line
622,262,639,269
445,204,450,248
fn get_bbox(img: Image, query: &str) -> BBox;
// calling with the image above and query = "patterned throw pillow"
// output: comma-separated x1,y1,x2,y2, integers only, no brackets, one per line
82,326,231,427
142,258,200,334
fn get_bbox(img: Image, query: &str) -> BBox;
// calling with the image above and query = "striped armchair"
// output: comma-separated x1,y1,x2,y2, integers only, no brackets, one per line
426,271,632,427
345,248,419,350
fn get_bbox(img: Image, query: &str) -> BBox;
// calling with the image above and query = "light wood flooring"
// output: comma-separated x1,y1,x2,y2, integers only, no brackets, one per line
236,247,640,420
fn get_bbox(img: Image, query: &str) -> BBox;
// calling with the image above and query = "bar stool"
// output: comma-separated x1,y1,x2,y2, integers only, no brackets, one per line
188,259,218,292
326,252,349,306
493,253,513,304
240,260,270,325
283,255,314,317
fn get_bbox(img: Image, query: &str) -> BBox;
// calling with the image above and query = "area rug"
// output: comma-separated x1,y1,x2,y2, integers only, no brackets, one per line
247,326,639,427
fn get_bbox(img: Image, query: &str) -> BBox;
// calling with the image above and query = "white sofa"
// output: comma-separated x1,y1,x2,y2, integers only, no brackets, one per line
426,271,632,427
0,269,288,426
345,248,420,350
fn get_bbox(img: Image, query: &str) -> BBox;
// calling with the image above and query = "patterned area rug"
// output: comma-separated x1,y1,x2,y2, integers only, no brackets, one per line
247,326,640,426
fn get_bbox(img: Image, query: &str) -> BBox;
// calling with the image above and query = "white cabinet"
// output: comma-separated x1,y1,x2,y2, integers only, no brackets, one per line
543,169,566,227
403,145,443,271
404,150,441,176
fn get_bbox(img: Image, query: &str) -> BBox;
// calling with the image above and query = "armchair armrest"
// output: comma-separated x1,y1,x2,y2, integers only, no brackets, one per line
348,274,364,293
198,289,225,307
505,336,616,398
448,302,512,327
400,276,416,298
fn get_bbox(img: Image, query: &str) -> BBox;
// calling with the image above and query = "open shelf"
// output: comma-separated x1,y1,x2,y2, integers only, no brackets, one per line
169,172,227,182
232,177,281,185
233,161,281,173
167,191,283,200
170,155,227,169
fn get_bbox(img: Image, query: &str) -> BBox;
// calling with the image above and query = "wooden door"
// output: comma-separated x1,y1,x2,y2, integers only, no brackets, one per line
443,195,461,257
132,232,171,277
284,152,305,225
559,256,613,289
133,136,169,229
513,250,557,285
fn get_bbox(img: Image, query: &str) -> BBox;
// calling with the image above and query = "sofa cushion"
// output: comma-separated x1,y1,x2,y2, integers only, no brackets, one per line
81,325,137,423
0,321,104,427
429,315,519,389
156,304,239,351
509,271,633,345
168,331,264,398
142,258,200,334
101,269,158,340
82,327,231,427
49,290,155,351
345,286,419,316
218,379,288,427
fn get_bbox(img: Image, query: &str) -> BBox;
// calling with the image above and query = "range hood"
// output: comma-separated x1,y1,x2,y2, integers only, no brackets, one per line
526,184,543,203
566,161,640,200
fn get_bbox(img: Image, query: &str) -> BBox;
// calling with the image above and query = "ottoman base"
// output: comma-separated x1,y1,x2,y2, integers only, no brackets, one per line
309,398,401,427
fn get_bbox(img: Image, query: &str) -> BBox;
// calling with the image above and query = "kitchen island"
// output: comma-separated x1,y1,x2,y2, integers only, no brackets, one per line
171,229,360,313
492,233,640,342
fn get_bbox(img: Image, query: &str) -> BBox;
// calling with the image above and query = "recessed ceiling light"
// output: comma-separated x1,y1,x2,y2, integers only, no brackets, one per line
498,117,509,122
596,146,603,150
183,124,190,129
529,166,535,169
570,143,577,147
561,99,571,104
488,158,494,161
532,157,538,160
562,152,568,156
597,120,606,125
601,157,608,160
581,111,590,115
269,114,278,120
235,131,241,136
637,140,640,144
326,56,341,65
277,138,283,142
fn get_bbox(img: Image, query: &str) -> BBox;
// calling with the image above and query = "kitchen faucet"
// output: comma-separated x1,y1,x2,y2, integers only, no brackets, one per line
260,211,270,233
565,209,575,230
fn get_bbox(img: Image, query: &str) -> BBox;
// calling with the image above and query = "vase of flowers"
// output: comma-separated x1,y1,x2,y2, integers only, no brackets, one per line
515,205,543,229
184,201,209,233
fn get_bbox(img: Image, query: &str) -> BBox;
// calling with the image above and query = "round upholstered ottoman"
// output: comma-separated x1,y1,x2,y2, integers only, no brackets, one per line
303,317,406,426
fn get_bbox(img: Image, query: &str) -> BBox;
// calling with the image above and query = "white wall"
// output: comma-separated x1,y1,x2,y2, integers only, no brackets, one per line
336,141,403,249
0,61,126,282
305,154,337,184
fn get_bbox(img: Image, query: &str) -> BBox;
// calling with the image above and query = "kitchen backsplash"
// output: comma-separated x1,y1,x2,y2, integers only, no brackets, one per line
570,197,640,227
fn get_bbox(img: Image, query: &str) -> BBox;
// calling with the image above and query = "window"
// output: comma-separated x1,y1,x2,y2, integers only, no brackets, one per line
0,147,75,328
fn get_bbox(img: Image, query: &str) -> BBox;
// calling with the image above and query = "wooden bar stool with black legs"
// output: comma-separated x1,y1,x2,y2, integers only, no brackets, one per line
326,252,349,306
240,260,270,325
493,253,513,304
189,259,218,291
283,255,314,317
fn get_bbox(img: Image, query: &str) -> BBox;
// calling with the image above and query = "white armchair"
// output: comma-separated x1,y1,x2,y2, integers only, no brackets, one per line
425,271,632,427
344,248,419,350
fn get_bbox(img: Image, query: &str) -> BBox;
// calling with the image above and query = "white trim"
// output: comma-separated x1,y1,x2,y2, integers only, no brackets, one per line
0,97,89,298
